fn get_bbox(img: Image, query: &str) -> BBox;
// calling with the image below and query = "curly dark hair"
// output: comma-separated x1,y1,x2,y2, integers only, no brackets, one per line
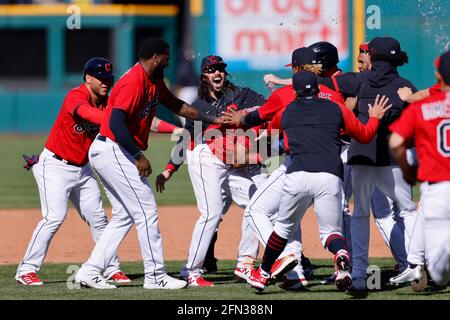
371,51,409,66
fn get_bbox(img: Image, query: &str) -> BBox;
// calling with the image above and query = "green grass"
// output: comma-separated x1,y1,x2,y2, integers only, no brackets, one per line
1,258,448,300
0,133,196,208
0,134,421,209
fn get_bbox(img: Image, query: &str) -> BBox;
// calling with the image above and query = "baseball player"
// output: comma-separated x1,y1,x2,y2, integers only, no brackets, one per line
389,51,450,288
224,46,350,290
156,55,266,286
322,42,409,284
246,71,391,292
75,38,224,289
15,58,130,286
264,45,409,272
321,37,425,291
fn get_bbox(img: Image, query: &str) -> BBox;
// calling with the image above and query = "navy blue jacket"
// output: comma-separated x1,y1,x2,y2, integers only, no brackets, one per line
281,96,379,179
320,61,416,166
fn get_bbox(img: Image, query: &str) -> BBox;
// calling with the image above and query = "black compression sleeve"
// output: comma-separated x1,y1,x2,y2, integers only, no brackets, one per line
244,109,265,128
109,109,141,157
195,112,217,124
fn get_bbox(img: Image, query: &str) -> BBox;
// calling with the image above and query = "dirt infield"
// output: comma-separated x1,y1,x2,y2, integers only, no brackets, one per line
0,206,391,265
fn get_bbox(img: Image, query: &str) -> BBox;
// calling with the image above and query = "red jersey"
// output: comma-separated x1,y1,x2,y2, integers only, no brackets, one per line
100,63,171,151
429,82,441,95
268,83,345,131
45,84,106,166
205,105,264,165
389,91,450,182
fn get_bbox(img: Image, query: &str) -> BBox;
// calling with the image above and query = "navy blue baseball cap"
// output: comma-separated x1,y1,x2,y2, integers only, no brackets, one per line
293,71,319,97
201,55,227,73
83,57,115,80
286,47,317,67
435,51,450,85
368,37,401,56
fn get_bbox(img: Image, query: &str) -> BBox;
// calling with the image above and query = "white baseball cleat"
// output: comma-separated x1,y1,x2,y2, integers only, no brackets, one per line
389,265,423,285
144,274,187,290
75,268,116,289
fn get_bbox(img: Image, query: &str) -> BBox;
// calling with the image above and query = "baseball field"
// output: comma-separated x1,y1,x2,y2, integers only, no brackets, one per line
0,133,448,300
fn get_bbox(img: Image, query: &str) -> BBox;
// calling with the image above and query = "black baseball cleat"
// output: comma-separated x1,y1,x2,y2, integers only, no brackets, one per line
300,253,314,280
202,257,218,274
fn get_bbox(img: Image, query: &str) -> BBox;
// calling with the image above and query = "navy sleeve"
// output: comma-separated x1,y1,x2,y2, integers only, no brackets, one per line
109,108,140,157
244,109,265,127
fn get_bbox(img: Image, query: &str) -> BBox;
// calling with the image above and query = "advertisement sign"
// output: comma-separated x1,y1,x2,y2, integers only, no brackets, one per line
214,0,349,71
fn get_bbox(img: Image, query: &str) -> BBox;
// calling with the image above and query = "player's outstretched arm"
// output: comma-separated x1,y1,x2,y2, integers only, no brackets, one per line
264,74,292,86
398,87,429,104
161,91,224,125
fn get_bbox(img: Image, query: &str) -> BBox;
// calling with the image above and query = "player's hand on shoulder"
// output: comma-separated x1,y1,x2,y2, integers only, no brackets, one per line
397,87,413,101
155,169,173,193
368,95,392,119
135,153,152,177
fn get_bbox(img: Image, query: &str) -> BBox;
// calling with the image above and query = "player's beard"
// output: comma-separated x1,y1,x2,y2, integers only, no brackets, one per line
151,65,165,81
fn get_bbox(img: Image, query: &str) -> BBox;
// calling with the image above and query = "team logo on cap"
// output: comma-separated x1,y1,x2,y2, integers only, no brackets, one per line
209,56,219,63
105,63,112,72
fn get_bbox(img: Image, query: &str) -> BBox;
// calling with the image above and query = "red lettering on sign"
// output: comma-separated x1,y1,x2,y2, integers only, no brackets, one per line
272,0,295,14
225,0,260,15
235,30,271,52
299,0,321,22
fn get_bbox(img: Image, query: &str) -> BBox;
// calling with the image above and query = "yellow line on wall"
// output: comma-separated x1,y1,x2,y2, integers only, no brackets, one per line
353,0,366,71
0,4,178,16
191,0,204,16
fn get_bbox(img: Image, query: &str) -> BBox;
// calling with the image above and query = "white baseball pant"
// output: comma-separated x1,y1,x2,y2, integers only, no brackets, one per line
420,181,450,287
16,148,121,278
351,165,425,280
341,144,408,270
181,144,258,277
245,158,304,279
273,171,343,248
222,166,262,266
79,137,168,284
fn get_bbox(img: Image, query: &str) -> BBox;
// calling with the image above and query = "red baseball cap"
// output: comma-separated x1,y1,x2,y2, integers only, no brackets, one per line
359,43,369,53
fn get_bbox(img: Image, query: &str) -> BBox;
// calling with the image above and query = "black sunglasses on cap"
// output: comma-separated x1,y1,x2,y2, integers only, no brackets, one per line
203,65,226,74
